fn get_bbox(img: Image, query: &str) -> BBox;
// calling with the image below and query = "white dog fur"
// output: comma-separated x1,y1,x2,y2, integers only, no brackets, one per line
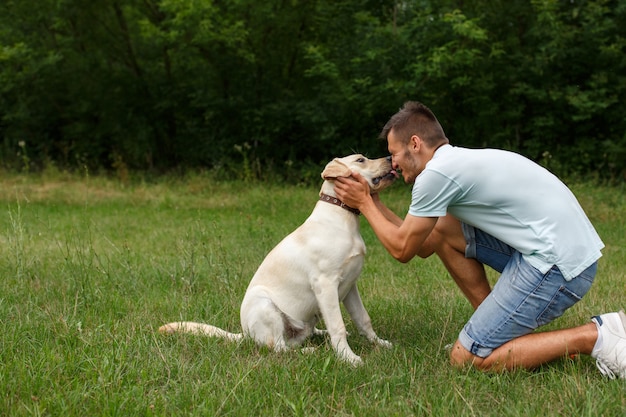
159,154,397,365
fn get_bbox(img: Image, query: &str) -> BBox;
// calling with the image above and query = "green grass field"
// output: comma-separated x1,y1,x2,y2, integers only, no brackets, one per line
1,171,625,416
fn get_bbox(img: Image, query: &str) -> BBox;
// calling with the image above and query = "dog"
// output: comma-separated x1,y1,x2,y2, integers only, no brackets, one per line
159,154,397,365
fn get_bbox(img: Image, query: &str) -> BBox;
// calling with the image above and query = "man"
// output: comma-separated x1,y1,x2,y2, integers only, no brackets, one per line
334,101,626,378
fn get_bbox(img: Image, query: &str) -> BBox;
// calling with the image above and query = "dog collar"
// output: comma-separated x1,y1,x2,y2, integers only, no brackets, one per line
319,194,360,215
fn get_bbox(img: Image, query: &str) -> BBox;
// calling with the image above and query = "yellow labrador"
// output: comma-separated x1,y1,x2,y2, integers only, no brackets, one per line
160,154,397,365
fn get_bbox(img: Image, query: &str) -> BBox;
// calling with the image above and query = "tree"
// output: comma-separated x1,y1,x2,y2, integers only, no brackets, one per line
1,0,624,180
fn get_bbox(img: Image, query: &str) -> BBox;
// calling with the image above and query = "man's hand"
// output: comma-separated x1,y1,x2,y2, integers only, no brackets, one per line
334,172,371,210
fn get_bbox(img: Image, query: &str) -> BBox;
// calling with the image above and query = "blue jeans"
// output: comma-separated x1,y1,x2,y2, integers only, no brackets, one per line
458,224,597,358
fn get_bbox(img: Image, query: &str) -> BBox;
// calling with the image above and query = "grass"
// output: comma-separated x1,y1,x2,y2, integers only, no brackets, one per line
0,171,625,416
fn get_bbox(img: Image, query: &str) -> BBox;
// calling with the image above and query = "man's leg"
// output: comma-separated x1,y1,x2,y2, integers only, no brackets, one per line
449,323,598,371
450,252,603,374
452,310,626,378
420,214,491,309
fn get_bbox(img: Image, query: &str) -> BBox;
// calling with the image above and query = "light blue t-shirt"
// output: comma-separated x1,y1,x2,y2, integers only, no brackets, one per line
408,145,604,280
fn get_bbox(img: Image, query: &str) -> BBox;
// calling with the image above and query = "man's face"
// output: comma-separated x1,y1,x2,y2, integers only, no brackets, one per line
388,129,422,184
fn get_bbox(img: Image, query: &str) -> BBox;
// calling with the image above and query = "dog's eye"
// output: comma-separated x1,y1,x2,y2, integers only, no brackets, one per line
356,158,365,163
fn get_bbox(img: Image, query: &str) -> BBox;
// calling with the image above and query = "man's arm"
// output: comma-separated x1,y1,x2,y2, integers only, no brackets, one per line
334,174,437,263
371,194,402,226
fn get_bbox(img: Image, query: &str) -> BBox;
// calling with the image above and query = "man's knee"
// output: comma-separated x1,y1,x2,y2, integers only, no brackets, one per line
449,340,487,370
422,215,466,258
416,231,438,258
417,218,448,258
416,245,435,258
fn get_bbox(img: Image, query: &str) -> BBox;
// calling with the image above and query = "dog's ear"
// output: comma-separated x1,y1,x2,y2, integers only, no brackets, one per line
321,159,352,179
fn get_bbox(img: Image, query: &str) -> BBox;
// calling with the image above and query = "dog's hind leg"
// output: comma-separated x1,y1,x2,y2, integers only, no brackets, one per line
313,328,328,336
241,297,293,351
241,290,313,351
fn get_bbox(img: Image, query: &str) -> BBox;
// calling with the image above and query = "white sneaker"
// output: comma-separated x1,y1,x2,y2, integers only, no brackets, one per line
591,310,626,379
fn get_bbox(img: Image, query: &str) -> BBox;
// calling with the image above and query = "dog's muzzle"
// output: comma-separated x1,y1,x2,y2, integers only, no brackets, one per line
372,170,398,185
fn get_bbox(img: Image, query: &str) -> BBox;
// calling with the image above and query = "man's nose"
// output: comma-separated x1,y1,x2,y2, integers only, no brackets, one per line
388,155,398,169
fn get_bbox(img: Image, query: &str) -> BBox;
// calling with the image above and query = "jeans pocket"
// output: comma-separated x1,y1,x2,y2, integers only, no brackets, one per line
536,285,583,327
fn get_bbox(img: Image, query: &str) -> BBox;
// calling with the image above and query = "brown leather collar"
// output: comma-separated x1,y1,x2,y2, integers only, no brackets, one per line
319,193,360,215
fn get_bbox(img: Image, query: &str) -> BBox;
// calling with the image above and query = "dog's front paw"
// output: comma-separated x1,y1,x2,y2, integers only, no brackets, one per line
337,347,363,366
375,337,393,349
344,354,363,367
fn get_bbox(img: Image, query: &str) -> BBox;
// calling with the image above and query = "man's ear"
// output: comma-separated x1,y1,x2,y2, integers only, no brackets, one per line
410,134,421,151
321,158,352,179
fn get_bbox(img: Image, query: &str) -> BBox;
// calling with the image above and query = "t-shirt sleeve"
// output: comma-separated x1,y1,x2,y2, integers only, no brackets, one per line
408,169,462,217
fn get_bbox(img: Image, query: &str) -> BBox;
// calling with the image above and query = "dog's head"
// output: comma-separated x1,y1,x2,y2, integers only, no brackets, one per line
321,154,397,194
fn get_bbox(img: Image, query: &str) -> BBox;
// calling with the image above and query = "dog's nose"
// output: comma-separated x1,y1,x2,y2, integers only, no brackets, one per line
386,155,392,162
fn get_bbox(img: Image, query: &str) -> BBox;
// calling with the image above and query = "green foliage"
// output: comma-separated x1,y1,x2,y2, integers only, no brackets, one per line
0,0,625,180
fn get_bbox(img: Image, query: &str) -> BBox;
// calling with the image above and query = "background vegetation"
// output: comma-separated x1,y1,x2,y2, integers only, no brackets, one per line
1,0,626,180
1,173,624,415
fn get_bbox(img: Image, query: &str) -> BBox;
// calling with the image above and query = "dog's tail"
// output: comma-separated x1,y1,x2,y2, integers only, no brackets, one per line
158,322,243,342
